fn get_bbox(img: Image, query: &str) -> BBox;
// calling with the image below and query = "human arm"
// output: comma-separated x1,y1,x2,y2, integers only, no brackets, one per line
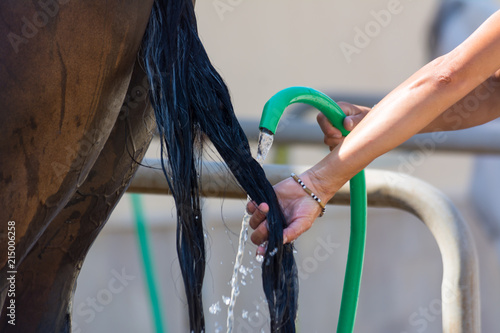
319,69,500,148
250,10,500,249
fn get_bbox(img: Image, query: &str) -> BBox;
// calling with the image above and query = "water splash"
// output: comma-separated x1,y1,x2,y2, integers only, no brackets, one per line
255,129,274,166
226,130,274,333
210,302,221,314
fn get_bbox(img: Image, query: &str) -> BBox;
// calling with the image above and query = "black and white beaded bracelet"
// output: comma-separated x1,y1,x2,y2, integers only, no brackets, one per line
290,173,326,217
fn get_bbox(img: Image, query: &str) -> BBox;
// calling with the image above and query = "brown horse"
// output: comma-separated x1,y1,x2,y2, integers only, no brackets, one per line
1,1,299,332
0,1,157,331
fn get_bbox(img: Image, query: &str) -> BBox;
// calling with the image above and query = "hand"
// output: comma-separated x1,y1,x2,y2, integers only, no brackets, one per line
316,102,370,150
248,171,326,257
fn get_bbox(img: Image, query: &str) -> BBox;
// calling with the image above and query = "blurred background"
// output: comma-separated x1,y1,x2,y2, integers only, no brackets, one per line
73,0,500,332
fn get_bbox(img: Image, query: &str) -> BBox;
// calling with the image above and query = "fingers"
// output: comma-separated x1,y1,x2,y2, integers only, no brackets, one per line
317,102,370,148
252,216,314,249
317,113,343,148
250,221,269,247
248,202,268,229
343,113,365,132
256,242,267,258
248,201,269,247
283,218,313,244
337,101,358,116
317,113,343,139
252,218,314,257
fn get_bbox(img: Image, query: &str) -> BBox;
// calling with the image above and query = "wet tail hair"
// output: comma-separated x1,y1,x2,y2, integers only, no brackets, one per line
141,0,297,331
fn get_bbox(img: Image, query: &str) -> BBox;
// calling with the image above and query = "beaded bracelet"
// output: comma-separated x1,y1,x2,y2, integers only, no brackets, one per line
290,173,326,217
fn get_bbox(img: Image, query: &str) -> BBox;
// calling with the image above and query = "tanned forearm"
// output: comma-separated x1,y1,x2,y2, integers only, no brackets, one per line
420,69,500,133
308,10,500,200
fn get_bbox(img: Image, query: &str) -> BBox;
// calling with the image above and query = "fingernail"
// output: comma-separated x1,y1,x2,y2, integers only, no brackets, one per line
345,117,354,129
255,249,264,263
255,242,267,262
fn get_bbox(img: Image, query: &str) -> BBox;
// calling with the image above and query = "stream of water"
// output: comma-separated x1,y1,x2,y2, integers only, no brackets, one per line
225,130,274,333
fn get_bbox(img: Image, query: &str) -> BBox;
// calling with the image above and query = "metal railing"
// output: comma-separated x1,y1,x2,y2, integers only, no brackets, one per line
239,118,500,155
128,160,480,333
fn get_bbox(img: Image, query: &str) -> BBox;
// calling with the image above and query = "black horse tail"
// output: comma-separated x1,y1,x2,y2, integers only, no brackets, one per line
141,0,298,331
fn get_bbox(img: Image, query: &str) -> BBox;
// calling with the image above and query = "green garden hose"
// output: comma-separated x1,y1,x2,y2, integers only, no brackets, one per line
259,86,367,333
131,193,167,333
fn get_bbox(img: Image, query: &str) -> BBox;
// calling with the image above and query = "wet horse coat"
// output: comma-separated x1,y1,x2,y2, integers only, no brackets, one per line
0,1,155,331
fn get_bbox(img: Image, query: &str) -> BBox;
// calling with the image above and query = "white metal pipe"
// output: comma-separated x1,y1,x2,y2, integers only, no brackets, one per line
239,118,500,155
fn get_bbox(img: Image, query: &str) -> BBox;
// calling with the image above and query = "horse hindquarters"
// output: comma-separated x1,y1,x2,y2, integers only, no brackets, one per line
0,0,153,277
0,61,155,333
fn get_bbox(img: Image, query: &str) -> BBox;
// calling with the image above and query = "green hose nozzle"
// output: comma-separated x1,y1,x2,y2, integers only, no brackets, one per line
260,86,367,333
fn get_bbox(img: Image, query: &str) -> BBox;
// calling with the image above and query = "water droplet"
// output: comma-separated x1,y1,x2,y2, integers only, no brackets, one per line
222,295,230,305
242,310,248,319
209,302,221,314
255,254,264,263
239,265,247,276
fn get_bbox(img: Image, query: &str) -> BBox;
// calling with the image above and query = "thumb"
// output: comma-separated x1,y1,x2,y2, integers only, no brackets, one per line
343,113,365,131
